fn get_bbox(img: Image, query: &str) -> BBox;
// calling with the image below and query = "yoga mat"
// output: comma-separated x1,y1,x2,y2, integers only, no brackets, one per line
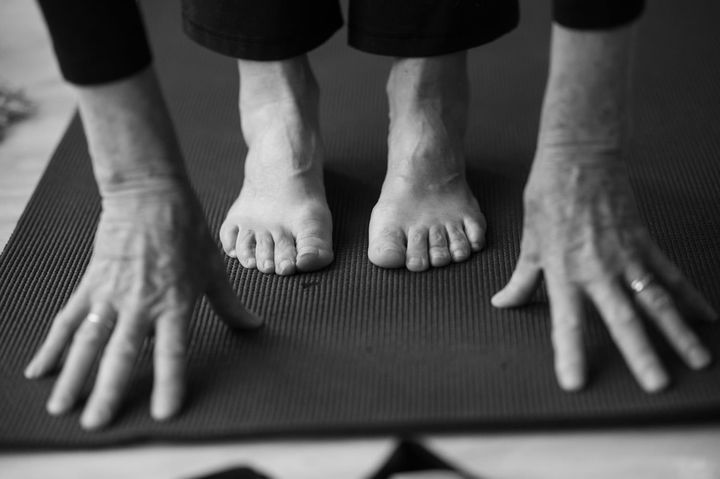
1,0,720,448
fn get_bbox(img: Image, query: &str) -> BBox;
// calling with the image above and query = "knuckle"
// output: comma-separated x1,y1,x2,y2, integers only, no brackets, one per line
645,288,673,310
553,315,582,334
606,311,637,329
429,229,446,243
156,341,187,361
409,231,425,243
110,339,140,363
75,323,104,343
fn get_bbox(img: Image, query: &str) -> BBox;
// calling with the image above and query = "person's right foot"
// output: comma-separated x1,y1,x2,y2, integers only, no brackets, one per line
220,57,333,275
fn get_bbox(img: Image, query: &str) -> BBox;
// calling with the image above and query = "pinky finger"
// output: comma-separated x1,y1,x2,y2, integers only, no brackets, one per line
646,244,718,322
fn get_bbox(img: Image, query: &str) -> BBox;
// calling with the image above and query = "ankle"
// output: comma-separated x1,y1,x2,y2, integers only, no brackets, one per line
238,56,319,112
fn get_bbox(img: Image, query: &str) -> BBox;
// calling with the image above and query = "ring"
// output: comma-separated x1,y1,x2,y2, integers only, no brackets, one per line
85,312,116,332
629,274,656,294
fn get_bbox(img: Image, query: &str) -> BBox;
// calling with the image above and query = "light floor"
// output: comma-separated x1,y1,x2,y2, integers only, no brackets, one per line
0,2,719,478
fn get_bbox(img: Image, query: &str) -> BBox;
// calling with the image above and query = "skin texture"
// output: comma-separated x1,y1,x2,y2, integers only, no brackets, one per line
24,68,262,430
492,24,717,392
221,52,485,274
369,52,486,272
220,56,334,275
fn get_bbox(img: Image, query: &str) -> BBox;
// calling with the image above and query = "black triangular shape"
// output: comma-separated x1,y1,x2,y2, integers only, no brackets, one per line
367,439,477,479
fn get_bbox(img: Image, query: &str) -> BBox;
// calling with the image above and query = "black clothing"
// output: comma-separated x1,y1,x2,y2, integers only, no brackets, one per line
37,0,645,85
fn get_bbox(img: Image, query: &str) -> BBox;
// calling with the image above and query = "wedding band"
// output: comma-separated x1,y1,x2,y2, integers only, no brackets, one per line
629,274,656,294
85,312,116,332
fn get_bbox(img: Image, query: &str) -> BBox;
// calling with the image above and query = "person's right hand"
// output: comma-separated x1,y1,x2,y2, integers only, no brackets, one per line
24,181,262,430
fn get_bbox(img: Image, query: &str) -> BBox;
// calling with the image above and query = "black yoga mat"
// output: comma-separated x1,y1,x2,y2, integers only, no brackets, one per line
2,0,720,448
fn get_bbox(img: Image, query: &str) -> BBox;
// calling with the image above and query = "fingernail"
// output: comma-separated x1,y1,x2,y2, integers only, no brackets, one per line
24,363,38,379
688,347,711,369
262,260,274,272
47,396,68,416
643,369,669,393
491,292,504,307
243,257,256,269
227,249,237,258
81,408,109,431
559,369,584,392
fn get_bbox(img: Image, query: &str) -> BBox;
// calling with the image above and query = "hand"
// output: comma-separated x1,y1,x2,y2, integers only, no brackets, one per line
24,181,262,429
492,146,717,392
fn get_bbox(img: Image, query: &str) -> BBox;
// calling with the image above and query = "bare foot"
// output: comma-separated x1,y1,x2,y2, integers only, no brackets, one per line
220,56,333,275
368,52,486,272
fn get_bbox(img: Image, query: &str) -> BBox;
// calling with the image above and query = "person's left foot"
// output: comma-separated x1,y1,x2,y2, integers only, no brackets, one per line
368,53,486,272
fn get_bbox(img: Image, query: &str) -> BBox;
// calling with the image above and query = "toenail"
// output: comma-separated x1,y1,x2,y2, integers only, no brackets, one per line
452,249,469,260
279,260,294,274
408,257,426,269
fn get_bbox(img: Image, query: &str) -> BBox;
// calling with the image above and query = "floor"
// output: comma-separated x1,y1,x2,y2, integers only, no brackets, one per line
1,2,719,478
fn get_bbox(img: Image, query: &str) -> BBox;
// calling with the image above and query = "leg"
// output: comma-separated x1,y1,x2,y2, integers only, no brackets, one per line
220,55,333,275
368,51,486,271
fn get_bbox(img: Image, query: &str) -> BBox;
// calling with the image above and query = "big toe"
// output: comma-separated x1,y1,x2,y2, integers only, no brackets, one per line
219,221,239,258
368,227,406,269
295,225,334,272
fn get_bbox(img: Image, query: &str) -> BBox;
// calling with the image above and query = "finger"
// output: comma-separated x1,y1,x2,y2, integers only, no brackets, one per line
645,244,718,321
151,309,189,421
491,254,541,308
80,311,151,430
587,282,668,393
546,275,586,391
623,267,711,370
205,252,263,330
46,305,116,415
25,288,91,379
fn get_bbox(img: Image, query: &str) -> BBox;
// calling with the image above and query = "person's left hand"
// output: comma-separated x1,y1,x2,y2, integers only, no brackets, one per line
492,145,717,392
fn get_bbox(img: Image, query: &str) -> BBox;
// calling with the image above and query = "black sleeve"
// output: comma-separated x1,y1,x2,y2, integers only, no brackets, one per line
36,0,153,86
553,0,645,30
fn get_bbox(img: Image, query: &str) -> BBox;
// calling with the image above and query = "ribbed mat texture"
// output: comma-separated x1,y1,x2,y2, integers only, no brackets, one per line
1,0,719,447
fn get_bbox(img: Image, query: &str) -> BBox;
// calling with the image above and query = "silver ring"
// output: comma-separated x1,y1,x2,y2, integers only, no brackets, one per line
85,312,116,332
629,274,656,294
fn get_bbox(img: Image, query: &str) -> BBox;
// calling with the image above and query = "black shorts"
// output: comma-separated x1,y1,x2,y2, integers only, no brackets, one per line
181,0,520,60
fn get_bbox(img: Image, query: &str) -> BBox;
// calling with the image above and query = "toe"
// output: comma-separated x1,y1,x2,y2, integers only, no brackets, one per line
447,223,471,262
254,231,275,274
368,227,406,269
219,222,239,258
235,229,257,269
273,231,297,276
464,215,487,252
428,225,451,267
406,227,430,272
295,219,334,272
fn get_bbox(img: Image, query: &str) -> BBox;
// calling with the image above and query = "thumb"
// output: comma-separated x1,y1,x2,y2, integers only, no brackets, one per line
205,252,264,330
